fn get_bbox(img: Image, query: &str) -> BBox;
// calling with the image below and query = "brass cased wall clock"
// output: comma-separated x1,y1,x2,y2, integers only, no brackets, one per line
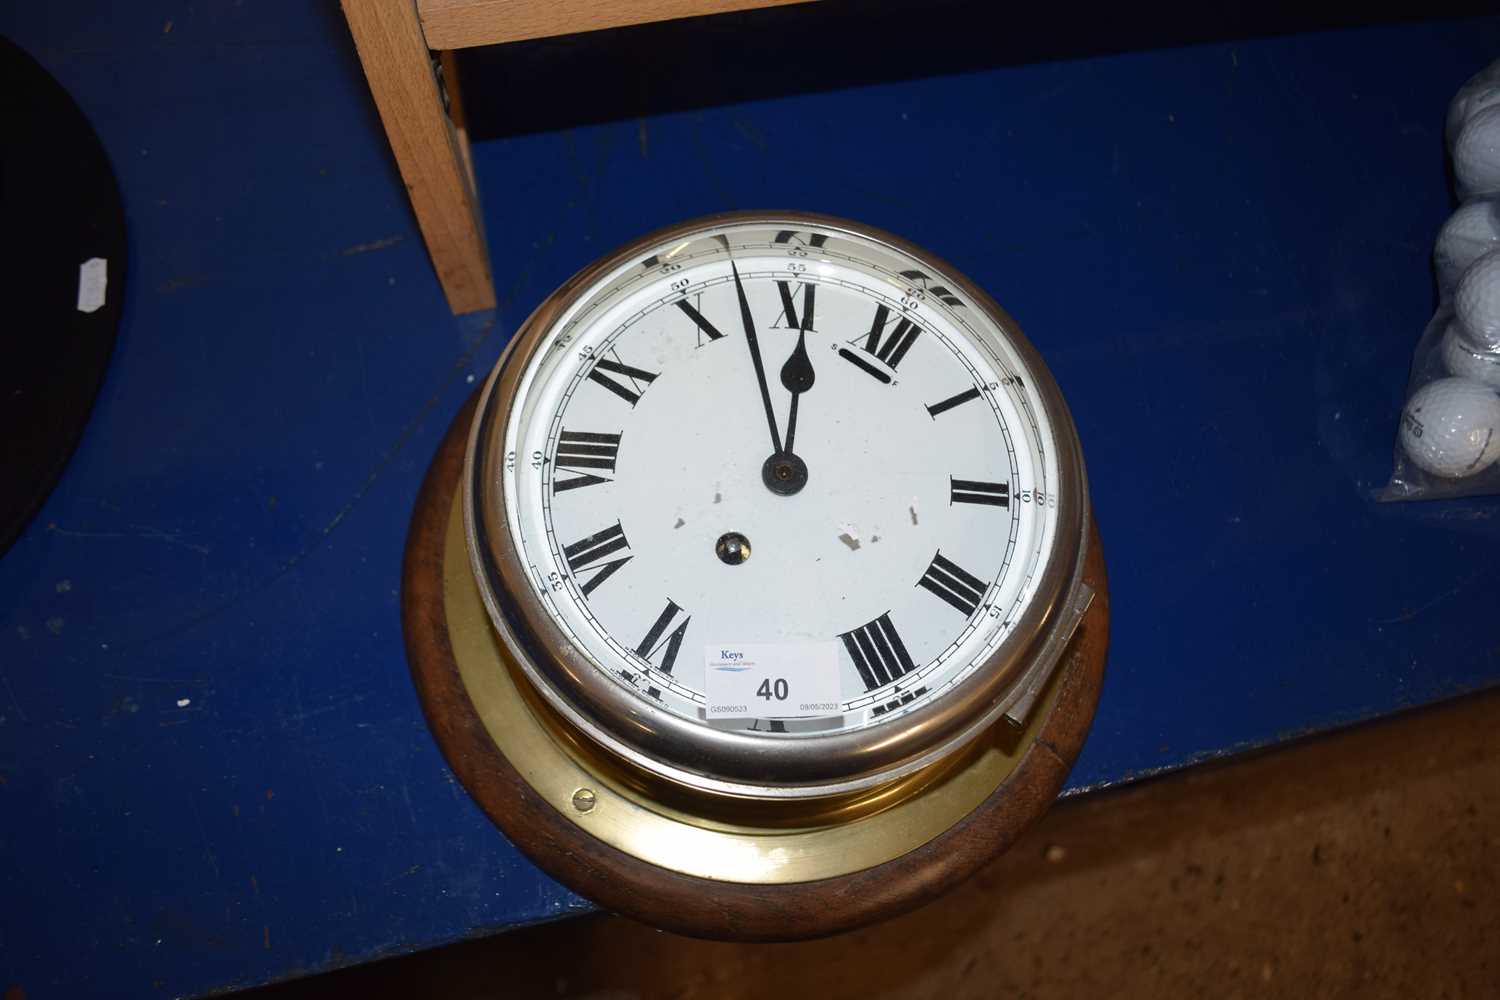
403,212,1109,939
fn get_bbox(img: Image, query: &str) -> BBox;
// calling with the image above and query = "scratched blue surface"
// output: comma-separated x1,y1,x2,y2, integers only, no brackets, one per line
1,4,1498,997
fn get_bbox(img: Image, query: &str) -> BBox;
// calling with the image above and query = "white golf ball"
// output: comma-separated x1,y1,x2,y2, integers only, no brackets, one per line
1440,321,1500,388
1455,247,1500,350
1399,377,1500,478
1447,75,1500,148
1454,105,1500,197
1435,200,1500,292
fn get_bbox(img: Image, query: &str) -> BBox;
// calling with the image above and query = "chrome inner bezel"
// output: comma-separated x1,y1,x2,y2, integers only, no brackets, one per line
464,211,1091,800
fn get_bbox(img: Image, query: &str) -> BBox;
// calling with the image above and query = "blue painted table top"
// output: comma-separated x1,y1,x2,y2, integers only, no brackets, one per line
2,4,1497,996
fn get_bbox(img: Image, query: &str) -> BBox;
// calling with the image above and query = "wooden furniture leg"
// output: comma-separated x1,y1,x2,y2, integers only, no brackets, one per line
341,0,496,314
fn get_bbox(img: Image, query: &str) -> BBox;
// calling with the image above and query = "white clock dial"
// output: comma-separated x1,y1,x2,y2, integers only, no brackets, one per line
492,221,1063,741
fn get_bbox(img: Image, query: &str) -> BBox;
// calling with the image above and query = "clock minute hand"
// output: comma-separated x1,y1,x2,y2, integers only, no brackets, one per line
730,261,783,456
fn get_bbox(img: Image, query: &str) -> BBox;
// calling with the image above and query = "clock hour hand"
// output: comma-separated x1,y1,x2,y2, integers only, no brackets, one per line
730,261,783,456
779,325,815,454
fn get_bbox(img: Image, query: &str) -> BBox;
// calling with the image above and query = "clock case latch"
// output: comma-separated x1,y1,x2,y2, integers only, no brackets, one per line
999,579,1095,728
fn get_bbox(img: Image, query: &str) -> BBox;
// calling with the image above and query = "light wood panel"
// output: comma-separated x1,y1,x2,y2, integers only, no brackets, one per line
342,0,495,313
419,0,819,50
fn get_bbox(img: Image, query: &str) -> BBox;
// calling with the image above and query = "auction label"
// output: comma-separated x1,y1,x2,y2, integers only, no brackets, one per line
703,642,842,719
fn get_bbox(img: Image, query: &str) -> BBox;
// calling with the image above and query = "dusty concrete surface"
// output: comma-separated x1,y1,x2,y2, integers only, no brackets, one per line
238,689,1500,999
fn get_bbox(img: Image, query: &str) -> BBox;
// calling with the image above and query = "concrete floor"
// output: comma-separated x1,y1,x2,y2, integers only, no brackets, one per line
240,689,1500,999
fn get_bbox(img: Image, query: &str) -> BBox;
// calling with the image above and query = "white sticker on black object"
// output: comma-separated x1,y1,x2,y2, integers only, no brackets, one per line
77,257,107,313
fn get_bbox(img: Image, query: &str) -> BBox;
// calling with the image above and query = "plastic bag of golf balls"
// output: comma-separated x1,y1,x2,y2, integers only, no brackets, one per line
1380,301,1500,501
1379,61,1500,501
1449,60,1500,200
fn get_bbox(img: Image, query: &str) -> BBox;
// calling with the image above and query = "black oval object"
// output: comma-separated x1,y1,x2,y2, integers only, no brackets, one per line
0,36,125,555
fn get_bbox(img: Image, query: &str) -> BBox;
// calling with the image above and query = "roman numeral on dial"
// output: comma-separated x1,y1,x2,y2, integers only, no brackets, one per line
563,521,632,596
838,304,920,383
871,685,928,718
926,386,982,418
587,351,659,407
773,280,816,332
675,296,725,346
950,478,1010,507
552,430,621,493
636,600,691,674
839,612,917,691
916,551,988,617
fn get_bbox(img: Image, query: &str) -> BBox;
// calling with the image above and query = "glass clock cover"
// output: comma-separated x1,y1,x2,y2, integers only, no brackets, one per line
466,213,1090,799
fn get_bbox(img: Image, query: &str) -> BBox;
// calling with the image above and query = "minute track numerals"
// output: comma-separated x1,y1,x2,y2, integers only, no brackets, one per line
897,268,965,308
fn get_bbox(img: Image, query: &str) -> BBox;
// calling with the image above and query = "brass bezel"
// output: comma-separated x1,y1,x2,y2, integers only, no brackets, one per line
443,497,1076,882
